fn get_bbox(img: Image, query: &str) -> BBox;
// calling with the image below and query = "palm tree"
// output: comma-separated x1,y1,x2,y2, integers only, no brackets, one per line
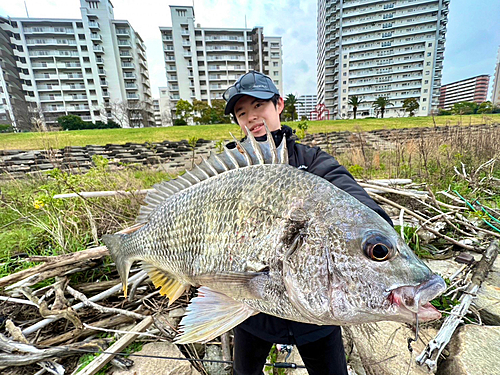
348,96,363,119
284,94,300,121
372,97,394,118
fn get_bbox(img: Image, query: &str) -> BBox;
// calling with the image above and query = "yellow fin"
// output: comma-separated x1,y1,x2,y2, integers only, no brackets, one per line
141,262,189,306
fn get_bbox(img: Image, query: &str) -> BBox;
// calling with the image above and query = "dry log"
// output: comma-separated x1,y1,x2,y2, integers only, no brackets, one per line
66,285,147,320
74,279,122,294
367,192,478,252
38,314,134,347
22,270,147,336
76,316,153,375
416,240,499,371
4,320,64,375
0,246,108,288
0,333,105,367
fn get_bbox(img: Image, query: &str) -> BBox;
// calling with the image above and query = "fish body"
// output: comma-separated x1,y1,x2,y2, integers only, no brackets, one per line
103,129,445,343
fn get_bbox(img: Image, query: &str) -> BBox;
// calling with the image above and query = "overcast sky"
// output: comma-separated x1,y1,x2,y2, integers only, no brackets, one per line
1,0,499,99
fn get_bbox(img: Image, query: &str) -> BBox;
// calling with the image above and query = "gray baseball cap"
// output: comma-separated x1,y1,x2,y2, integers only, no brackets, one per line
223,71,280,115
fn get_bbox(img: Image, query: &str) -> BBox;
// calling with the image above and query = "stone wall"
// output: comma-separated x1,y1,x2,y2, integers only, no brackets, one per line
1,123,498,177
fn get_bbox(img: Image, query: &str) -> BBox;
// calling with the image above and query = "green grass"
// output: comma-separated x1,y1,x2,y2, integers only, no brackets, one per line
2,114,499,151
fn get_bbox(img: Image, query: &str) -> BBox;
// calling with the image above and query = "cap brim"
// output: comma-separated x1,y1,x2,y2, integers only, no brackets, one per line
224,91,276,115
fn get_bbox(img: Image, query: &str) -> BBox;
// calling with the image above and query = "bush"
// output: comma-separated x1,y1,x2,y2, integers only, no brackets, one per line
0,124,14,133
437,109,452,116
174,119,187,126
58,115,121,130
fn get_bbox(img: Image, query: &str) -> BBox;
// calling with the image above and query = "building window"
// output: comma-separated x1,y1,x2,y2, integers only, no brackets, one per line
273,71,279,76
343,63,347,68
425,71,430,75
422,106,426,110
274,80,279,85
428,42,433,47
176,9,187,17
424,80,429,84
427,52,432,57
273,62,278,67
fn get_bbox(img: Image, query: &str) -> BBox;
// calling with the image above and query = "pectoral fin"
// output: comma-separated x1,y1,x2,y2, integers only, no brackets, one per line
141,262,190,306
175,286,258,344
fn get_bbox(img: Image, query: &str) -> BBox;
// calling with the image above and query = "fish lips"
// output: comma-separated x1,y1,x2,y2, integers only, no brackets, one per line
388,274,447,322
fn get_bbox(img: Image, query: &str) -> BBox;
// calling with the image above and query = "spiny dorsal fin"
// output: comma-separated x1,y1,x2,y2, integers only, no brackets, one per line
136,121,288,223
141,262,190,306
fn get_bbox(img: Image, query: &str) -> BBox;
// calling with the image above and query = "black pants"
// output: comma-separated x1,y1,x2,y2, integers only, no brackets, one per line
232,326,348,375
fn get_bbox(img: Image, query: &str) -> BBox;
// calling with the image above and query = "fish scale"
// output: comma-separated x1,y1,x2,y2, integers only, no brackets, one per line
103,127,446,344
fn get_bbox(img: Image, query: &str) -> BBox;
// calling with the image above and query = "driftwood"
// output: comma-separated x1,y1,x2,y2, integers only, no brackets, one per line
0,333,105,367
0,246,108,288
38,314,135,347
22,270,147,336
77,316,153,375
416,240,499,371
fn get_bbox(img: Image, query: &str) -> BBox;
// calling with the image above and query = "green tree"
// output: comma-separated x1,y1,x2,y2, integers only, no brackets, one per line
57,114,86,130
175,99,193,124
211,99,231,124
477,101,493,114
372,97,394,118
452,101,478,115
284,94,300,121
402,97,420,117
348,95,363,119
192,99,211,124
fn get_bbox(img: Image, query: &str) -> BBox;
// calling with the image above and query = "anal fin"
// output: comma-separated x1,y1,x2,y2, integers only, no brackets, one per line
175,286,258,344
141,262,189,306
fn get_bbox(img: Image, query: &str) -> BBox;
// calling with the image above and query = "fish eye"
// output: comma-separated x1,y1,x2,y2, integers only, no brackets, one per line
363,234,393,262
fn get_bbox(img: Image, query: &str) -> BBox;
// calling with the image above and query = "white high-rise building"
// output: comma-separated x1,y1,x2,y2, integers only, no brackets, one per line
160,5,283,118
0,0,153,129
317,0,449,119
492,46,500,106
297,94,318,120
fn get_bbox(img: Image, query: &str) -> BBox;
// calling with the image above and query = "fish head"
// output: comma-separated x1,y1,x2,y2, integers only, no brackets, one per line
283,202,446,325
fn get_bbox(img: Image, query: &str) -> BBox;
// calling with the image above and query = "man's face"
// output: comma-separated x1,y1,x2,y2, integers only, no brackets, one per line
233,95,284,137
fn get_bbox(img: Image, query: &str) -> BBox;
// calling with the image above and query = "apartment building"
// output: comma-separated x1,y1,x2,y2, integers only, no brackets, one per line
159,5,283,118
317,0,449,119
492,46,500,106
0,0,153,129
438,74,490,110
297,94,318,120
0,17,30,130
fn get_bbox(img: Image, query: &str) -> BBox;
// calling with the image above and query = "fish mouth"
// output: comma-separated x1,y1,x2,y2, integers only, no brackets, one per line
388,274,446,322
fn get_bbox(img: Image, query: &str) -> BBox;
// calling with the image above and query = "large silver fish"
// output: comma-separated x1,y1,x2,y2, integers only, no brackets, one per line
103,126,446,344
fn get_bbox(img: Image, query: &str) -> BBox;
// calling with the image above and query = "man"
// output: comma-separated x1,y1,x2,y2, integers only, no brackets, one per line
223,71,392,375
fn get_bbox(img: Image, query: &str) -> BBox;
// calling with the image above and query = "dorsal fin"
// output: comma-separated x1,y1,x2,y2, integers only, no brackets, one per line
136,121,288,223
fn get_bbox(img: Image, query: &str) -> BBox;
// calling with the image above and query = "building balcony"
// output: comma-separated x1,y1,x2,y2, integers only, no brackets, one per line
124,74,136,79
93,45,104,53
100,80,108,87
118,42,132,48
122,63,135,69
127,94,140,100
116,30,130,36
90,34,102,41
96,57,104,64
88,21,99,29
98,69,106,75
65,95,88,101
125,84,137,90
24,27,74,34
39,96,63,102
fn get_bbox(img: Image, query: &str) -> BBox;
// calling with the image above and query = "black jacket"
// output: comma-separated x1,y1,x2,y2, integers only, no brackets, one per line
227,125,393,345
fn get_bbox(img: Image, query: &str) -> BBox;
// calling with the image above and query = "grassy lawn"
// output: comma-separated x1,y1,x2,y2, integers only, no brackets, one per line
1,114,499,151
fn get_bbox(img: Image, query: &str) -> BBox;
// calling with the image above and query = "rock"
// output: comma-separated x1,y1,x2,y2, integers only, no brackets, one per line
437,325,500,375
473,255,500,325
111,341,197,375
203,345,231,375
344,322,437,375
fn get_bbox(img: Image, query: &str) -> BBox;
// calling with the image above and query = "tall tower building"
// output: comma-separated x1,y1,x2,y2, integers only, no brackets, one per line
0,0,153,129
317,0,450,119
438,75,490,110
160,5,283,118
492,46,500,106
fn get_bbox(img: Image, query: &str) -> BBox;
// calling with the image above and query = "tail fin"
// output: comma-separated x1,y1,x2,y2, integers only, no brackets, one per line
102,233,132,298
